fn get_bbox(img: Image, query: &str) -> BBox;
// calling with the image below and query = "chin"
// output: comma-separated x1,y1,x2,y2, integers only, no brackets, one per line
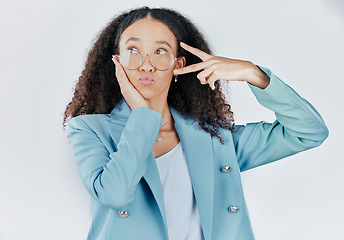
137,88,156,100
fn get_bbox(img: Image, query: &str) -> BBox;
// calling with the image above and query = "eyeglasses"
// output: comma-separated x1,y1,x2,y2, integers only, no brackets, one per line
117,48,178,71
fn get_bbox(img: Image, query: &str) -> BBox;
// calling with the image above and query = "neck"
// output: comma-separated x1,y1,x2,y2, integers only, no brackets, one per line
146,97,173,130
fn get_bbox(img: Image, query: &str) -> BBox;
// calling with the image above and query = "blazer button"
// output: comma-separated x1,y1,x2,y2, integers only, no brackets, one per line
228,206,238,213
221,166,231,173
118,210,128,218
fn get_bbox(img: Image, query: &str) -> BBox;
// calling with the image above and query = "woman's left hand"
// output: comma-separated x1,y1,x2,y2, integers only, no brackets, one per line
173,42,270,90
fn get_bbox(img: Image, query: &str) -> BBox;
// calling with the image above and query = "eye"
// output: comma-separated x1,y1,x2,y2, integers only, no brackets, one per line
155,49,168,55
128,47,139,54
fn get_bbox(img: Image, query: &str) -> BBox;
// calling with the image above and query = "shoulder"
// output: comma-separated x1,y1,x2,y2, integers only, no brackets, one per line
67,113,111,134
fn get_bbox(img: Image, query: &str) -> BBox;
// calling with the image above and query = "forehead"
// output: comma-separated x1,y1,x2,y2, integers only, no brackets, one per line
119,18,177,50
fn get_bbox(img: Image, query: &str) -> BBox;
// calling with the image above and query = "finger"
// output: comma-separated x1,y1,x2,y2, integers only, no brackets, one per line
112,57,122,81
112,56,128,85
197,65,216,83
206,74,218,90
180,42,212,61
174,60,213,75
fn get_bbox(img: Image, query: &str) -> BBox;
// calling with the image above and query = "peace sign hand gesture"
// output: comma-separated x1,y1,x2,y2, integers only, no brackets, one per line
173,42,270,90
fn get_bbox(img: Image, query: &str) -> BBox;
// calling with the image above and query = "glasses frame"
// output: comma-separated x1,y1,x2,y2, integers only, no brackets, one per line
117,49,178,71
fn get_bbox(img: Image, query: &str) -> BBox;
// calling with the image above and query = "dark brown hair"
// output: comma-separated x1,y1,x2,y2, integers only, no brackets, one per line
63,6,234,144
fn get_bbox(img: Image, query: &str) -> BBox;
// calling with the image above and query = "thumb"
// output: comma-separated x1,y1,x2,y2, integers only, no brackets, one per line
209,82,216,91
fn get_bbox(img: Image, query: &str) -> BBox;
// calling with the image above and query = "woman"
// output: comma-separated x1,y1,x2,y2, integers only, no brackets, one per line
63,6,329,240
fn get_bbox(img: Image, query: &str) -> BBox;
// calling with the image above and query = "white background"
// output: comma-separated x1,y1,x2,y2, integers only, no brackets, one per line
0,0,343,239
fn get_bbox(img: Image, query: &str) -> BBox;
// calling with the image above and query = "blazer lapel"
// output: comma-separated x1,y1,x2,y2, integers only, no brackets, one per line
170,106,214,240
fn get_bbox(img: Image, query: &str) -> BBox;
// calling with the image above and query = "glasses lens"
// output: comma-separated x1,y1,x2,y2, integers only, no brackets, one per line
120,50,142,70
151,51,174,71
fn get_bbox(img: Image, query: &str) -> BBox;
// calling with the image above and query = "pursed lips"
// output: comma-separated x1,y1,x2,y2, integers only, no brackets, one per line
139,74,154,86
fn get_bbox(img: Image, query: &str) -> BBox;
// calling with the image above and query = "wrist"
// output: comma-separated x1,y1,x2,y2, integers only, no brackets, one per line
246,64,270,89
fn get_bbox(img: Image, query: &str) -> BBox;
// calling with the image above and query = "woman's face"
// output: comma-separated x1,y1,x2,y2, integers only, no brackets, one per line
118,17,185,102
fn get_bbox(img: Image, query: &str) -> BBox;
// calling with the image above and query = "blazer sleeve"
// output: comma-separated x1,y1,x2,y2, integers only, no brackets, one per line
232,65,329,172
67,107,162,209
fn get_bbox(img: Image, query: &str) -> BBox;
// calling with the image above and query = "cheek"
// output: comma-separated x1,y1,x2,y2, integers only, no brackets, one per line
160,72,173,85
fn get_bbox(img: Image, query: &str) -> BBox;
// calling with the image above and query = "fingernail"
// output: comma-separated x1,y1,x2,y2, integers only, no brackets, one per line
173,69,179,74
180,42,186,47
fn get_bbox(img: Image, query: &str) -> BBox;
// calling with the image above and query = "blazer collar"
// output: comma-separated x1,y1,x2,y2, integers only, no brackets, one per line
109,98,195,127
108,98,132,125
108,98,214,240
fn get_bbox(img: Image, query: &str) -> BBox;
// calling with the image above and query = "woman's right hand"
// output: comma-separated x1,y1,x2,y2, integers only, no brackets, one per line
112,55,149,110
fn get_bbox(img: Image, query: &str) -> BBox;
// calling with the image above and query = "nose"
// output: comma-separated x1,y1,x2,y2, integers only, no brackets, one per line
139,54,155,72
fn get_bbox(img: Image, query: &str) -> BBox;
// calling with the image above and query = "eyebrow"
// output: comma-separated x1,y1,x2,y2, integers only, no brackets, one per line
125,37,172,49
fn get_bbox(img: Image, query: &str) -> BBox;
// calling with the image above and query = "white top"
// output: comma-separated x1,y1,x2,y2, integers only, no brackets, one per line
155,141,205,240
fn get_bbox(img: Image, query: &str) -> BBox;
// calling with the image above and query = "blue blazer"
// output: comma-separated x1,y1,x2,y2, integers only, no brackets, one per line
67,66,329,240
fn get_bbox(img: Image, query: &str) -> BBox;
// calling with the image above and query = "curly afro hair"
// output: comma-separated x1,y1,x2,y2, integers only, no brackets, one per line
63,6,234,144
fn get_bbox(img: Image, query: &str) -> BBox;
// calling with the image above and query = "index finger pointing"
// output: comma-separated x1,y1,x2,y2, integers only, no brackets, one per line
180,42,211,61
174,61,210,75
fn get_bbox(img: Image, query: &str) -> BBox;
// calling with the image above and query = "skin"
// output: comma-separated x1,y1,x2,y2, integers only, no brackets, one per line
111,17,270,157
174,42,270,90
113,17,186,117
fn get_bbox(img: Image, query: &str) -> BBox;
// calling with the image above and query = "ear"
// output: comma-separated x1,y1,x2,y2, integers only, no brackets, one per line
175,56,186,69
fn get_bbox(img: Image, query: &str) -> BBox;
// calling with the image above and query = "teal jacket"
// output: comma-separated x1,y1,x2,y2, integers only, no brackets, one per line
67,66,329,240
